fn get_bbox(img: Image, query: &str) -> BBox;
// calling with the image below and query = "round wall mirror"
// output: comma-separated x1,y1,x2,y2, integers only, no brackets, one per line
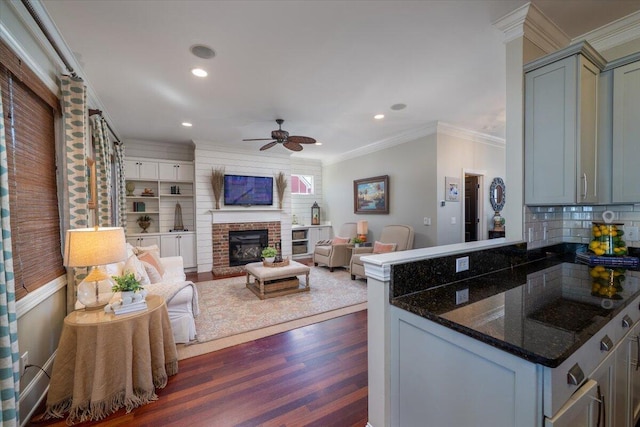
490,177,506,212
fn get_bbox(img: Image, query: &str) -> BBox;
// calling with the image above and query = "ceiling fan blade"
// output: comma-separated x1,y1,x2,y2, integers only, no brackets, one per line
243,138,273,141
288,135,316,144
260,141,278,151
284,141,303,151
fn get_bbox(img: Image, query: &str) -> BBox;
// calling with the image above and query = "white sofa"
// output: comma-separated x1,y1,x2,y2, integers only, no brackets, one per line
102,245,200,344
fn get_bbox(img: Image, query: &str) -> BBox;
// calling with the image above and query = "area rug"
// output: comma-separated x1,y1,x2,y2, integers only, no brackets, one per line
177,267,367,360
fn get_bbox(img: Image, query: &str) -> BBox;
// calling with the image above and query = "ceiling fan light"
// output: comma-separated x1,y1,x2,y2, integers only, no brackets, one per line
315,142,322,146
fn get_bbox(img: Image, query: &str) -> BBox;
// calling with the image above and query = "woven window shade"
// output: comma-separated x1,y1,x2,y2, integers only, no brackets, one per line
1,51,64,299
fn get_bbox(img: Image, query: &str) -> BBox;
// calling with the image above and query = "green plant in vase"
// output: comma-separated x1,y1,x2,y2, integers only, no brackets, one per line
261,246,278,262
351,236,364,247
137,215,152,233
111,272,144,293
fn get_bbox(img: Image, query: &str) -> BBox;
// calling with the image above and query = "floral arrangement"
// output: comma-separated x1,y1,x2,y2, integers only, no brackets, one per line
351,237,364,244
111,272,144,292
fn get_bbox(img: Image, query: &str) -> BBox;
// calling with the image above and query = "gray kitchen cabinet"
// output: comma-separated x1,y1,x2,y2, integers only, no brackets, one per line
524,42,606,205
612,60,640,203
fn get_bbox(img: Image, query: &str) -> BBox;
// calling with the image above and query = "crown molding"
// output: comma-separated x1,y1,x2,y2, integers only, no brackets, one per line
436,123,506,148
575,10,640,52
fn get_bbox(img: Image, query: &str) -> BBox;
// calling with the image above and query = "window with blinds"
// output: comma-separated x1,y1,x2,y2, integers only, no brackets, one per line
1,40,64,300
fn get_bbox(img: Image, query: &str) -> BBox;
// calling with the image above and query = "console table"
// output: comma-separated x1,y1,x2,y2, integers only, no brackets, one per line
43,295,177,424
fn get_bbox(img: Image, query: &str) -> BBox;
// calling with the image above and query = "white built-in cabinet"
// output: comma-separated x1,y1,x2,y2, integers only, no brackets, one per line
524,42,605,205
125,157,196,268
612,59,640,203
291,225,331,258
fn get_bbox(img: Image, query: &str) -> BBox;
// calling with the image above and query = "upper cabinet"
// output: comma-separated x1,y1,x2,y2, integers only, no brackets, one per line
612,60,640,203
125,159,159,180
158,162,195,182
524,42,606,205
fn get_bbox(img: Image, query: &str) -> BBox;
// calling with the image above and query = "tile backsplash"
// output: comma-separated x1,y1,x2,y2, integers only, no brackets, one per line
524,204,640,250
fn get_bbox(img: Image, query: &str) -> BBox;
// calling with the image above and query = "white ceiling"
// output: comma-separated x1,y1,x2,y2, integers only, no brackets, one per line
39,0,640,163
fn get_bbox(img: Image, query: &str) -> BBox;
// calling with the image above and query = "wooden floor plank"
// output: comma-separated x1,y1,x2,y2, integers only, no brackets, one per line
28,310,368,427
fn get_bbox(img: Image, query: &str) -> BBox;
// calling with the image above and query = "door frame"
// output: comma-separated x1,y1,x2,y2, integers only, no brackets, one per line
462,169,486,242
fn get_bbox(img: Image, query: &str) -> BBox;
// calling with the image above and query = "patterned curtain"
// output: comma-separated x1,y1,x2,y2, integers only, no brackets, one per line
0,79,20,426
90,115,112,226
113,143,127,228
60,75,87,313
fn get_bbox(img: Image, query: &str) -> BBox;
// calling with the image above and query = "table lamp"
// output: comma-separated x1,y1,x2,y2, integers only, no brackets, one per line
357,220,368,242
64,227,127,310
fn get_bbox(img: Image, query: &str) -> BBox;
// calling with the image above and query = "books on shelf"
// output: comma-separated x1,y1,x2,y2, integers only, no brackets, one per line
133,201,146,212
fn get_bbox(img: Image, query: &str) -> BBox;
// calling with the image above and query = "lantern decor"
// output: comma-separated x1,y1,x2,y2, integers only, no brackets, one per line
357,220,368,242
311,202,320,225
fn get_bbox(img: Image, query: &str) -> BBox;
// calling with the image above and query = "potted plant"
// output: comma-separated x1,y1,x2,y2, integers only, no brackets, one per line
261,246,278,263
112,272,146,305
137,215,152,233
351,236,364,247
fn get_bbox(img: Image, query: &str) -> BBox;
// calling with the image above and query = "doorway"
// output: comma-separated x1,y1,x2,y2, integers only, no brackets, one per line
464,175,480,242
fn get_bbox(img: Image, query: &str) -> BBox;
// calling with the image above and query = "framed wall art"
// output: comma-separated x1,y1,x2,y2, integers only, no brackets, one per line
87,157,97,210
354,175,389,214
445,176,460,202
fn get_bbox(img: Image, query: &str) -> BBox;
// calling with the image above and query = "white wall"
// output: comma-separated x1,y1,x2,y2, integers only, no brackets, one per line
193,142,292,273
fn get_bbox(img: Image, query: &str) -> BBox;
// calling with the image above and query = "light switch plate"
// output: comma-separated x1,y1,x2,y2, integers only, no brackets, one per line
456,288,469,305
456,256,469,273
627,226,639,241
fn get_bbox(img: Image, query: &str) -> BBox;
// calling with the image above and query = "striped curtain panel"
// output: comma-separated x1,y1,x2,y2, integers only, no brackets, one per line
0,79,20,426
113,143,127,228
90,115,112,226
60,75,88,313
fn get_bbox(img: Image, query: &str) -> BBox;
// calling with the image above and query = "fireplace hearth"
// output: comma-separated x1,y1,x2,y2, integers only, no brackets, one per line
228,229,268,266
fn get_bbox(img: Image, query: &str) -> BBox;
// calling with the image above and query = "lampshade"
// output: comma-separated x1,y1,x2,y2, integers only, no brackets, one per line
357,220,368,235
64,227,127,310
64,227,127,267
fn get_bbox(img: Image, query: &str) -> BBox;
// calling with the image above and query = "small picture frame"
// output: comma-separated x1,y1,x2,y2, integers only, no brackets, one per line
354,175,389,214
445,176,460,202
87,157,97,210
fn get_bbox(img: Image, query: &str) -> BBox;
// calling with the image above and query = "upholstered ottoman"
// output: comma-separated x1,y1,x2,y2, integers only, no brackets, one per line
245,260,310,299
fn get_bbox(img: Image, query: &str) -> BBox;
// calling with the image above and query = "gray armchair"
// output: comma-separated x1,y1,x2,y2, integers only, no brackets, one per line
313,222,357,272
350,224,415,280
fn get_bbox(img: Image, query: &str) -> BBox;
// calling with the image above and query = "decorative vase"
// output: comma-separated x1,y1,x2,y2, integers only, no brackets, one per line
265,257,275,263
120,291,134,305
125,181,135,196
493,211,505,231
138,221,151,233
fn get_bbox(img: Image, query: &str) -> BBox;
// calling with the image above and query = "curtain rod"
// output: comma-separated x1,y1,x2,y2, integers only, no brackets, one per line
89,109,121,145
21,0,122,144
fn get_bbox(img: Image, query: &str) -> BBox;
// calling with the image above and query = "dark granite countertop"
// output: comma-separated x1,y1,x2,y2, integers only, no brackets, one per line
391,255,640,368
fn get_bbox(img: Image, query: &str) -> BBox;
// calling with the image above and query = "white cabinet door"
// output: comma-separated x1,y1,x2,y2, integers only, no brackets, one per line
161,233,195,267
158,162,194,182
612,60,640,203
126,235,160,248
616,322,640,427
125,159,158,180
545,380,599,427
307,226,331,249
525,54,600,205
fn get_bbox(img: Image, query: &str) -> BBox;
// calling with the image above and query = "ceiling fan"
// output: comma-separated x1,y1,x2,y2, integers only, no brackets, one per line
243,119,316,152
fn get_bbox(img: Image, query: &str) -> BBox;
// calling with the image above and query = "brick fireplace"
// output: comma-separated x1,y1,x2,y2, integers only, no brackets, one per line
212,221,281,276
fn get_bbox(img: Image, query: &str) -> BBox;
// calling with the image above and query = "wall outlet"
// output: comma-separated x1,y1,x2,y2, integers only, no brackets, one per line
456,256,469,273
20,351,28,375
456,288,469,305
423,217,431,226
451,216,457,225
627,226,639,241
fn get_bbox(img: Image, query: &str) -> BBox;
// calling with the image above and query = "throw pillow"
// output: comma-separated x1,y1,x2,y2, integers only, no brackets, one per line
141,260,162,284
123,254,150,286
137,251,165,276
373,241,396,254
134,244,160,258
332,236,350,245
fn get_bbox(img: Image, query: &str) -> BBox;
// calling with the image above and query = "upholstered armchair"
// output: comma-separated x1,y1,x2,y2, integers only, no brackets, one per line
350,224,415,280
313,222,357,272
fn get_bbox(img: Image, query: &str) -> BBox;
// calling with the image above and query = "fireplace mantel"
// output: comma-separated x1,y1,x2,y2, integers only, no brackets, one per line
209,209,284,224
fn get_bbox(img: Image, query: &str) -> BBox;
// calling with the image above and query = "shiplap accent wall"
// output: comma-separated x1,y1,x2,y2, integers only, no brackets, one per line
291,158,325,229
193,142,293,273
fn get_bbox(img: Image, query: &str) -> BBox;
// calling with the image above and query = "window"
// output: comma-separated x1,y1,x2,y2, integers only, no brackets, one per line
291,175,314,195
1,40,63,300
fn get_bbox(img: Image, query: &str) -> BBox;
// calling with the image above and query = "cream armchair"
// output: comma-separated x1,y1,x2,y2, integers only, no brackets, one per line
313,222,357,272
350,224,415,280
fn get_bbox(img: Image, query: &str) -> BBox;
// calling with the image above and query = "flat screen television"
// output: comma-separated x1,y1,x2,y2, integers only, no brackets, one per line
224,174,274,206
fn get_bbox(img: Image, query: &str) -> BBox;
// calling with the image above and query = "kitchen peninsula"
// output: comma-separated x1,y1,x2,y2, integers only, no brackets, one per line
362,240,640,427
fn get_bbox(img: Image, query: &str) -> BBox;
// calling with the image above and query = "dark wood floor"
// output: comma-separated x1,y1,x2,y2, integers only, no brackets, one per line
29,310,368,427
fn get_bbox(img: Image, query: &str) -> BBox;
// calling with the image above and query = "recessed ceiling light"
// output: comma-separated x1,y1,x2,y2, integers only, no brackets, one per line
182,122,193,127
315,142,323,146
191,68,208,77
390,103,407,111
374,114,385,120
190,44,216,59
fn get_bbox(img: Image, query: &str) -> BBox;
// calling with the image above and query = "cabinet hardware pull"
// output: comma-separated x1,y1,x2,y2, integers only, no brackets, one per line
636,335,640,371
623,315,633,328
600,335,613,351
582,173,588,199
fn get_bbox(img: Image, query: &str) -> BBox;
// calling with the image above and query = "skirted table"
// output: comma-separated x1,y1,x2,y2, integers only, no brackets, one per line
43,294,178,424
